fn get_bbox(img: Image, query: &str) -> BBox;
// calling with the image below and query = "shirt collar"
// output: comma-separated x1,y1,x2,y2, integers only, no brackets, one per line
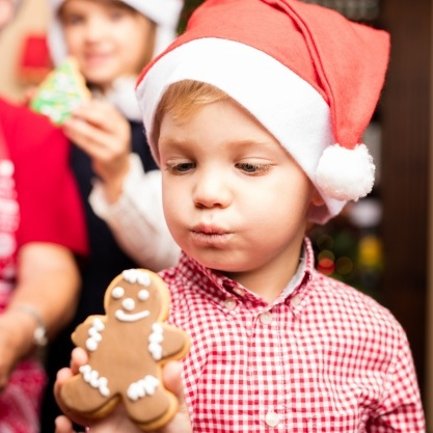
176,238,315,308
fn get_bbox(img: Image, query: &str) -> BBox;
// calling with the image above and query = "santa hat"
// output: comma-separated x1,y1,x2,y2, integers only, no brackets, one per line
47,0,183,66
136,0,390,224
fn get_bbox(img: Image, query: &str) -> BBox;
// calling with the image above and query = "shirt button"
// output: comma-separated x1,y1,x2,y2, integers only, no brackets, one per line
264,410,280,427
259,311,273,325
224,298,237,311
232,286,245,297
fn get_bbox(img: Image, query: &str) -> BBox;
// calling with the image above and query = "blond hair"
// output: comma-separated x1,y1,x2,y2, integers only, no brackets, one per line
152,80,229,145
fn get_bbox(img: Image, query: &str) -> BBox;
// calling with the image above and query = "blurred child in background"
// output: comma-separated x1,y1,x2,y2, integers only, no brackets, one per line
40,1,182,430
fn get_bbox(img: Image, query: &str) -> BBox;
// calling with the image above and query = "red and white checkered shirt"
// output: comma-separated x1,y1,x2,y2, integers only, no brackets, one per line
161,239,425,432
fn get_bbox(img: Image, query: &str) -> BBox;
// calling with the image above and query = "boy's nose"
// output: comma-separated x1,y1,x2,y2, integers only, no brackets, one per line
193,172,231,209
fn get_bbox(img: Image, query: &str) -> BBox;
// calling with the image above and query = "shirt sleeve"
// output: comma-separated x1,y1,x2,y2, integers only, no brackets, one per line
13,112,88,256
369,328,425,432
89,153,180,271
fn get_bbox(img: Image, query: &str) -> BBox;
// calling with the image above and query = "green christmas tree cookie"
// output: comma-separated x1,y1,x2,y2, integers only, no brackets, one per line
31,57,90,125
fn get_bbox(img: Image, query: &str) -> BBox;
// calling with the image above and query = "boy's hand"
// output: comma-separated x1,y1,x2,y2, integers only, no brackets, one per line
54,348,192,433
63,100,132,203
54,415,81,433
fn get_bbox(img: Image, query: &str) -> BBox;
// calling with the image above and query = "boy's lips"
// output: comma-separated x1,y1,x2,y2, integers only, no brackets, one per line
192,224,229,235
190,224,232,247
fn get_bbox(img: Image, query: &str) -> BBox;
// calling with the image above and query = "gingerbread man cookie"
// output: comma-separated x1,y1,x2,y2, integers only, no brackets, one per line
60,269,189,431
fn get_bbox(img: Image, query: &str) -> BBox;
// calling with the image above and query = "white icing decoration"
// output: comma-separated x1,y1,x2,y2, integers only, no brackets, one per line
88,328,102,341
86,318,105,351
122,269,151,286
149,332,163,344
138,289,150,301
86,339,98,352
93,318,105,331
127,375,160,401
115,309,150,322
89,370,99,387
79,364,110,397
148,323,164,360
122,297,135,311
112,286,125,299
149,343,162,360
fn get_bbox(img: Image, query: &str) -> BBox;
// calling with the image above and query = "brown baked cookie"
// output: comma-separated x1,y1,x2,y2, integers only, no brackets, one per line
59,269,189,431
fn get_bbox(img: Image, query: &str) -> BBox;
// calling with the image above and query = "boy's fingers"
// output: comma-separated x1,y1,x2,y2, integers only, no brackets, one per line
54,415,78,433
162,361,184,402
56,367,73,384
70,347,88,372
54,368,73,417
54,369,91,428
161,361,192,433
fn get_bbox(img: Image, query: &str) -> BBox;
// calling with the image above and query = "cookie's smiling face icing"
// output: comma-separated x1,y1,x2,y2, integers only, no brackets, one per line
111,285,151,323
107,269,161,324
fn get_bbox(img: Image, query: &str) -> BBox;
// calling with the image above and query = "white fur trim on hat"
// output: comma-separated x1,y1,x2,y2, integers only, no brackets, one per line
47,0,182,65
137,37,347,224
315,143,375,201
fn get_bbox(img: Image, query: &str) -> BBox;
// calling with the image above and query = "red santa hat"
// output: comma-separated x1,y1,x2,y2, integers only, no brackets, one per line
47,0,183,65
136,0,390,223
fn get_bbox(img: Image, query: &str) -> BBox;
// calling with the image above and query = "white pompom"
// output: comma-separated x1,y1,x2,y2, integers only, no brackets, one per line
315,143,375,201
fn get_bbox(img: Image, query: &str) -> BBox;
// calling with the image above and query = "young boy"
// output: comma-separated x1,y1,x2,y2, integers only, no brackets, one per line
55,0,426,431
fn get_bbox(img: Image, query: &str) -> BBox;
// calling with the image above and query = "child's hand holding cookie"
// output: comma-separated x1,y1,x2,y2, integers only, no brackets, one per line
54,348,191,433
55,269,191,432
63,99,132,203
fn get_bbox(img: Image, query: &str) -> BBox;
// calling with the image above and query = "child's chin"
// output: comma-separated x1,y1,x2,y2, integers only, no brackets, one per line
191,254,245,275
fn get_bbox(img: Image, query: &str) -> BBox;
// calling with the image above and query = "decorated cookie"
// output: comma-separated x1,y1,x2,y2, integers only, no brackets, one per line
30,57,90,124
60,269,189,431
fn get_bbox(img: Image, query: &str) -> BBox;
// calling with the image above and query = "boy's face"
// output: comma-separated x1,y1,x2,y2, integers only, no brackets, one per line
159,98,316,287
60,0,153,89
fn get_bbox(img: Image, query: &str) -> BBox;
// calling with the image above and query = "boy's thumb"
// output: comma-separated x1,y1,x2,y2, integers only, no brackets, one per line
162,360,185,404
162,361,192,433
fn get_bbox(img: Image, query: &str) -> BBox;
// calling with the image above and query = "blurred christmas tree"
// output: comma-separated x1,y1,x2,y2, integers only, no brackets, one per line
309,196,384,300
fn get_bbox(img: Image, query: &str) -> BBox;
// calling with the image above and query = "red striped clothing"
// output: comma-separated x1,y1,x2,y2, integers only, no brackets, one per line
161,239,425,432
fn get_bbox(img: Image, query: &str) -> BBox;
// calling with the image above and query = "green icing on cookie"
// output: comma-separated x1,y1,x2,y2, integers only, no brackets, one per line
31,58,89,125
